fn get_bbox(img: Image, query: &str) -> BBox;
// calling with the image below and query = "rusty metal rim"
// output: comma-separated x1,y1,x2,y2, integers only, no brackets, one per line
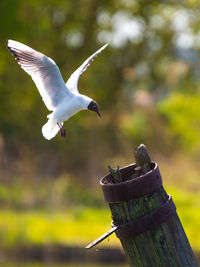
100,162,163,203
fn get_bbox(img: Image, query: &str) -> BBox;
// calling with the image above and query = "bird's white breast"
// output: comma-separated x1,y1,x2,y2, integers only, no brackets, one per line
54,94,91,123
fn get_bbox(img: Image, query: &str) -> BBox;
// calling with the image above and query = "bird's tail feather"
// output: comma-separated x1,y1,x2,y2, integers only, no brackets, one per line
42,118,62,140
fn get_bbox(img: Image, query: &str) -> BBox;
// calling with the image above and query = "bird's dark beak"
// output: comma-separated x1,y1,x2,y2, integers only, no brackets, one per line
97,110,101,118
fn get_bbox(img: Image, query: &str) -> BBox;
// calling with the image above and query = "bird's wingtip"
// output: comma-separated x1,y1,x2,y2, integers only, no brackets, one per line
6,40,12,52
6,39,14,49
99,43,108,52
6,39,13,45
103,43,109,48
6,40,20,50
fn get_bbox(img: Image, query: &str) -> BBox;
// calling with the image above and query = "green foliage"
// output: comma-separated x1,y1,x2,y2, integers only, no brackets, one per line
167,186,200,251
0,186,199,250
0,208,115,248
1,263,128,267
120,111,150,144
158,92,200,153
0,176,104,209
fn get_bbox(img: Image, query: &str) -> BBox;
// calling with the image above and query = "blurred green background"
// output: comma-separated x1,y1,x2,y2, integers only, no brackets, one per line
1,0,200,266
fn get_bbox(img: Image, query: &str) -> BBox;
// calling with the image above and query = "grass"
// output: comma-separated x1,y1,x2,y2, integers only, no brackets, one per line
0,154,200,254
0,263,128,267
0,185,200,251
0,206,119,248
167,186,200,251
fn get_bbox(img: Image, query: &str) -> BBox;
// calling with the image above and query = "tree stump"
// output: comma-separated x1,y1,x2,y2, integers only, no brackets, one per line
100,144,198,267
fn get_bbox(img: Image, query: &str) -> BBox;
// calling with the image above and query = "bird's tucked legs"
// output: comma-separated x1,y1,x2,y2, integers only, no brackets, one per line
57,123,66,137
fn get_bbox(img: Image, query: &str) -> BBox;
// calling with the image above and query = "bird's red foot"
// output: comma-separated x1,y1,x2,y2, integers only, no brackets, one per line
57,123,66,137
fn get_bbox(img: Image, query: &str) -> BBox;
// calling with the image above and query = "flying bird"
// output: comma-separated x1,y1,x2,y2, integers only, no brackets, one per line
7,40,108,140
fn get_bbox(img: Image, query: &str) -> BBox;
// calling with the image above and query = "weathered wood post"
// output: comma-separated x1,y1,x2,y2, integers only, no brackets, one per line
87,144,198,267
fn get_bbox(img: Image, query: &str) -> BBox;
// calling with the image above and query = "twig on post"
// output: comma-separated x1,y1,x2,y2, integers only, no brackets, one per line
134,144,151,174
108,165,123,183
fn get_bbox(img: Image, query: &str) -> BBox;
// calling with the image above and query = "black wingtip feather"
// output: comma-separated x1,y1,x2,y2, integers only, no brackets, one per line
6,42,20,61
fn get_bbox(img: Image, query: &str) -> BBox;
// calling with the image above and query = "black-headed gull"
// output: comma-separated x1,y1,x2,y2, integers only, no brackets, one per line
7,40,108,140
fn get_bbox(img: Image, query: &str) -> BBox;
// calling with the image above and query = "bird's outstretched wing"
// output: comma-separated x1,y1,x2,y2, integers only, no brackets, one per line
7,40,72,111
66,44,108,94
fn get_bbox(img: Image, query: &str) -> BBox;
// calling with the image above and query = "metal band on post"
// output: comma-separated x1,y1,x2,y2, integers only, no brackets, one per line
100,163,162,203
113,194,176,240
86,194,176,248
86,163,175,249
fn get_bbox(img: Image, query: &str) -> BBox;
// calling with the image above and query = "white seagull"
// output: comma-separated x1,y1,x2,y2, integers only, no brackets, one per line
7,40,108,140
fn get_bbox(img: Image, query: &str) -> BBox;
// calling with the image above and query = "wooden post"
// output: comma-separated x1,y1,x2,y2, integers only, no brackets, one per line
105,144,198,267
